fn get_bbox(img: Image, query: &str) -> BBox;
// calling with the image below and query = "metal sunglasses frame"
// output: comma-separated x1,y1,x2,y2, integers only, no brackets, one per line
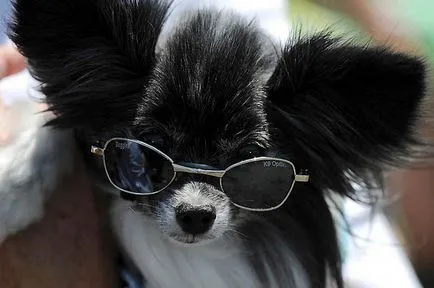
91,137,310,212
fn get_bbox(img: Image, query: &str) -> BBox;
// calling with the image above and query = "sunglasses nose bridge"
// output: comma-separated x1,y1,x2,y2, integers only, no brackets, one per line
173,163,224,178
172,164,224,190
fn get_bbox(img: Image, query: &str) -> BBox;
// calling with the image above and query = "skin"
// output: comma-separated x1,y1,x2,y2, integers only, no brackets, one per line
0,45,27,78
0,45,118,288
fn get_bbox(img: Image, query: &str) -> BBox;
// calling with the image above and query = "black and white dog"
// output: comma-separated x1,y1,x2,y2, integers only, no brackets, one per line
4,0,427,287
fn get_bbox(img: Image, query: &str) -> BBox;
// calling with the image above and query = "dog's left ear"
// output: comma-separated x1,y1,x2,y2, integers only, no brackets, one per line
266,34,427,194
10,0,171,129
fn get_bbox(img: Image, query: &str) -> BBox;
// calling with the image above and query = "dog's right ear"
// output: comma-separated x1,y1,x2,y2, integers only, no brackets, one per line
266,33,427,196
10,0,172,129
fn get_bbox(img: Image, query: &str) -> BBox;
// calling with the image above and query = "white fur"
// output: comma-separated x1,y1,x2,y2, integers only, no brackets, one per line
158,182,231,242
112,200,310,288
112,199,262,288
0,99,74,243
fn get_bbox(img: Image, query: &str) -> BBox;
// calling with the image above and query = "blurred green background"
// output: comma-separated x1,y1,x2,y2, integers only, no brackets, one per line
289,0,434,62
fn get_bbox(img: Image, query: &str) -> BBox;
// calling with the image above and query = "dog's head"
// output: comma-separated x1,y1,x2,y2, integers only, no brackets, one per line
11,0,426,275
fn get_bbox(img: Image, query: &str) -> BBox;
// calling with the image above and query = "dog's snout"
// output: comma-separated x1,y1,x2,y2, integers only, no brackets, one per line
175,204,216,235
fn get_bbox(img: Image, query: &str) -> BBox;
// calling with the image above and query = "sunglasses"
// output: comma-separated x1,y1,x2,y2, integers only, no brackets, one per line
90,138,309,211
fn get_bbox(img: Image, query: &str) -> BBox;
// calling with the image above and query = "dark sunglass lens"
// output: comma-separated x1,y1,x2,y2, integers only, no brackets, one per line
221,159,295,209
104,139,174,194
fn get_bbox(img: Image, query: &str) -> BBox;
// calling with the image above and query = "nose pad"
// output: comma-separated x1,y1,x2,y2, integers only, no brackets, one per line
175,204,216,235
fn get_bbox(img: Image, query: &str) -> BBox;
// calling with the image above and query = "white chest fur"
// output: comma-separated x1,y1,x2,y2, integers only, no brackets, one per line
112,200,261,288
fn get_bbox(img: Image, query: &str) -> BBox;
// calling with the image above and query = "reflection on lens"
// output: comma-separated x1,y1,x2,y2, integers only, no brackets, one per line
104,139,174,194
221,159,295,209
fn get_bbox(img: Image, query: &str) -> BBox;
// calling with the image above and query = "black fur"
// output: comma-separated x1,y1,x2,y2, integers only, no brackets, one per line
267,33,426,199
10,0,426,287
135,10,274,166
10,0,172,129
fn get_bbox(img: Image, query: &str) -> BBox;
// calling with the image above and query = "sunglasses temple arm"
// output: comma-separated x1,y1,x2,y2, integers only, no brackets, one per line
295,174,310,182
91,146,104,156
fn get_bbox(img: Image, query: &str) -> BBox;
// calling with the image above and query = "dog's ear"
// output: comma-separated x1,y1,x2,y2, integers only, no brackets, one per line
266,33,427,196
10,0,171,129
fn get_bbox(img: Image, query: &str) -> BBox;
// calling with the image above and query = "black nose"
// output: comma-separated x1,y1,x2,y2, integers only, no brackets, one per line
175,204,216,235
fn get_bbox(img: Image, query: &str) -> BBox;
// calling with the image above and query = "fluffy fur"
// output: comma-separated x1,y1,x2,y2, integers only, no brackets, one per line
0,99,73,242
7,0,427,287
113,200,308,288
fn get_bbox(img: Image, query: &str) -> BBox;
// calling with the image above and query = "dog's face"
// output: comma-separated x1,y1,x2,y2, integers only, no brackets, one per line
130,14,274,244
11,0,427,282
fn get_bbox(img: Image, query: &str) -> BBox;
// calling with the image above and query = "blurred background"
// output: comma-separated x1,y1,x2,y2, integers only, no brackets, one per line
0,1,10,44
0,0,433,287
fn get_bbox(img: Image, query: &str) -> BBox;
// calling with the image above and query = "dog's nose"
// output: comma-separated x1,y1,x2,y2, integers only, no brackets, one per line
175,204,216,235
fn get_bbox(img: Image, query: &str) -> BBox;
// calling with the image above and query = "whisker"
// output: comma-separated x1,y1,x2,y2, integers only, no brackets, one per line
134,202,156,208
129,206,142,214
225,228,248,239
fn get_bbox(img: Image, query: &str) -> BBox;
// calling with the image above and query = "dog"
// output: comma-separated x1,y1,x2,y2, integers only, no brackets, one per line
5,0,427,287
